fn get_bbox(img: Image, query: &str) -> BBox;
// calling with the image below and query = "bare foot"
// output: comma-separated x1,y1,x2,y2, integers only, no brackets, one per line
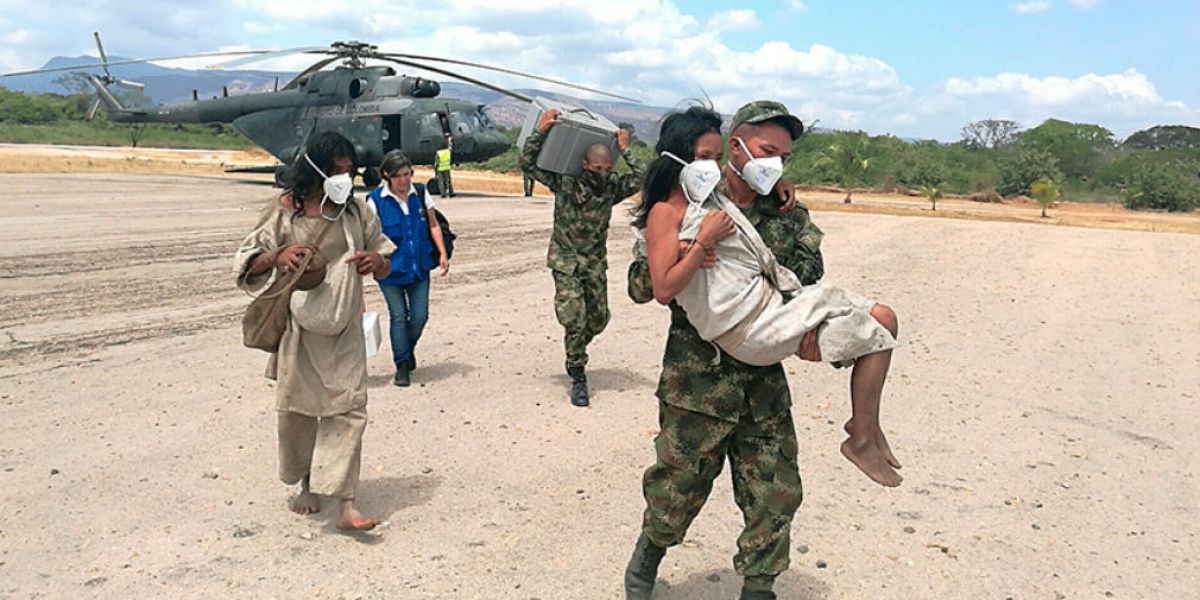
336,500,379,531
875,430,902,470
841,437,903,487
845,419,902,469
290,490,321,515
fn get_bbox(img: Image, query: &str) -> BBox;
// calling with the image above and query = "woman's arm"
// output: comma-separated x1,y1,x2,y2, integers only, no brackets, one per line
645,201,735,305
426,208,450,275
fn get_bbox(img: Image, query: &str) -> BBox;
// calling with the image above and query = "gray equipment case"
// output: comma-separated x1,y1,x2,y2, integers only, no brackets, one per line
517,97,618,176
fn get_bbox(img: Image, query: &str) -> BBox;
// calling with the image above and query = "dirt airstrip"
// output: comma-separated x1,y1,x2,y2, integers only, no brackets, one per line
0,158,1197,599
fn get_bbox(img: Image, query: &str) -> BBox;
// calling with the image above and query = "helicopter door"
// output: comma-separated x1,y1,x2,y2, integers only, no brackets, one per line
382,115,401,152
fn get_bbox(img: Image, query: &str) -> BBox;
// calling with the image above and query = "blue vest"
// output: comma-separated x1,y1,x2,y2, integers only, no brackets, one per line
369,185,436,286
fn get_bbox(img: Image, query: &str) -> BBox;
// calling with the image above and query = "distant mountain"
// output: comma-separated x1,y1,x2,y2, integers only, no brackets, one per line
2,55,287,101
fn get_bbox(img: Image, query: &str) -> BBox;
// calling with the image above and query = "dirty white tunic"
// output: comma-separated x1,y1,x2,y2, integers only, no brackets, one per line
673,192,898,367
234,196,396,417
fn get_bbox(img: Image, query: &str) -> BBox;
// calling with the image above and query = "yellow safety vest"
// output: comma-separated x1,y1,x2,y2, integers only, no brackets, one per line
436,148,452,172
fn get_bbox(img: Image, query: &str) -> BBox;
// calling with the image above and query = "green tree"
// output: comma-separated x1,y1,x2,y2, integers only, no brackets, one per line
1030,177,1060,218
814,133,871,203
1120,162,1199,212
1123,125,1200,150
997,148,1063,196
1019,118,1115,180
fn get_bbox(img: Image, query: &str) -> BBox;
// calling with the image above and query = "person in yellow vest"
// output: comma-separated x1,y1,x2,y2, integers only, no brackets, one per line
435,134,455,198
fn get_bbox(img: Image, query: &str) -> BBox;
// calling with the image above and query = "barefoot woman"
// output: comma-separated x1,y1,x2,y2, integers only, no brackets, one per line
235,132,395,531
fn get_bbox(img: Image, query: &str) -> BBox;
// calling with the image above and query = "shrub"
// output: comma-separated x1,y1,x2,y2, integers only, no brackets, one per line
1120,162,1199,212
997,148,1063,196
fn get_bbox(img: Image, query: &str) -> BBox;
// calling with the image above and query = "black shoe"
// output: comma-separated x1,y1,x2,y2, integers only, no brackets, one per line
566,365,589,407
393,366,411,387
407,352,416,371
624,534,666,600
739,589,777,600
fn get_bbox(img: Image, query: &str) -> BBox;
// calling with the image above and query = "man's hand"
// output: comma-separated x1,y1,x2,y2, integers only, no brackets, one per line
798,329,821,361
776,180,797,212
438,255,450,276
536,109,561,133
616,128,630,153
346,251,387,277
678,240,716,268
274,244,317,270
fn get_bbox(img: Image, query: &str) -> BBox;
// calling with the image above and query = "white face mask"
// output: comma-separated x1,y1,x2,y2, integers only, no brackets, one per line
662,151,722,205
303,152,354,220
732,137,784,195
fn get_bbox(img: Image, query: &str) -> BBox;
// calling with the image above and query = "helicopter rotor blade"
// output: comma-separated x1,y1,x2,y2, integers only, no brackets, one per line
0,49,284,79
374,56,532,103
281,55,342,89
86,98,100,120
205,47,332,70
92,31,113,80
116,79,145,91
378,52,641,104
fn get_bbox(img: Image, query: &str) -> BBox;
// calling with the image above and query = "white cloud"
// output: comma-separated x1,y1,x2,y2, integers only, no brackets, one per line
941,69,1197,137
1067,0,1100,8
706,9,761,31
1,0,1193,141
784,0,809,12
1011,1,1051,15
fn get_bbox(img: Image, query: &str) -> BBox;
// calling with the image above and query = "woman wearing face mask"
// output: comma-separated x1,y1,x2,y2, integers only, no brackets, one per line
637,104,903,483
234,131,395,531
366,150,450,387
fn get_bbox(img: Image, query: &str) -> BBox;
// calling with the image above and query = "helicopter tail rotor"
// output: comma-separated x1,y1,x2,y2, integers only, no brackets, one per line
92,32,146,91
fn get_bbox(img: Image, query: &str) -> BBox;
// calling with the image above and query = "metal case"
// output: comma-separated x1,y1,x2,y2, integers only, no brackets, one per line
518,97,618,176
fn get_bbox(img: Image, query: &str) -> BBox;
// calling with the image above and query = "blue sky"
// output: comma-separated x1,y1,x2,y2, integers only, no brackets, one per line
0,0,1196,141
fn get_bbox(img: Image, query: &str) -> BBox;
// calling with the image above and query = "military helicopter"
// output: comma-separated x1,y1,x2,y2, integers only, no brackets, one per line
1,32,638,187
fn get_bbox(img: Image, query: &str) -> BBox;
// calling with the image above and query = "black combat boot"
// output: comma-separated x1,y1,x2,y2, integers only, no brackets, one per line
566,365,589,407
739,575,777,600
624,533,666,600
393,365,411,387
738,589,777,600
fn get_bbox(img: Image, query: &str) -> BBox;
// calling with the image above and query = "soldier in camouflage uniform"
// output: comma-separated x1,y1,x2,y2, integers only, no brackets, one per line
624,101,820,600
520,108,644,407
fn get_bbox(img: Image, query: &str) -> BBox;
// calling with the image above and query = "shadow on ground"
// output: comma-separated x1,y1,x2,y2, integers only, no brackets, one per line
313,474,443,542
550,366,657,394
367,360,478,388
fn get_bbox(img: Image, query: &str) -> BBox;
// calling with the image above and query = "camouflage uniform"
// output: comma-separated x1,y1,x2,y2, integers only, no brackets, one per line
631,190,824,582
520,129,644,368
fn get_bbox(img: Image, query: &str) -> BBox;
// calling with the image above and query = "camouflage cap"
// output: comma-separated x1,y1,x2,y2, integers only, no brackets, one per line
730,100,805,140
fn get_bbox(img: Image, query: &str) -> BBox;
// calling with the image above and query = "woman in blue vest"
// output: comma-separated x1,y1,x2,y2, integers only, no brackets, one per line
367,150,450,386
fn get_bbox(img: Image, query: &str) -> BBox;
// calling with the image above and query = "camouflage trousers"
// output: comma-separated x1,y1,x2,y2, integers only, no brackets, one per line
552,269,610,368
641,401,803,578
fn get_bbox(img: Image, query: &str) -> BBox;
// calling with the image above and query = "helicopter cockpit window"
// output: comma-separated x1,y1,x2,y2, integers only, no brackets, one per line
418,113,444,137
349,78,369,98
477,110,496,129
448,111,484,135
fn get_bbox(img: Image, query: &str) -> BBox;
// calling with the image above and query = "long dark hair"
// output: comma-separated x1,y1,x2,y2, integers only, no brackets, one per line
631,105,723,228
284,131,357,215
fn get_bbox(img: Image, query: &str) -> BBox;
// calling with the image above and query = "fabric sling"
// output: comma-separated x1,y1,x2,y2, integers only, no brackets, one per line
242,218,336,352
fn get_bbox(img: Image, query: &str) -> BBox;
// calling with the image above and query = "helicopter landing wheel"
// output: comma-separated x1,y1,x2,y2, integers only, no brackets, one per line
362,167,381,189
